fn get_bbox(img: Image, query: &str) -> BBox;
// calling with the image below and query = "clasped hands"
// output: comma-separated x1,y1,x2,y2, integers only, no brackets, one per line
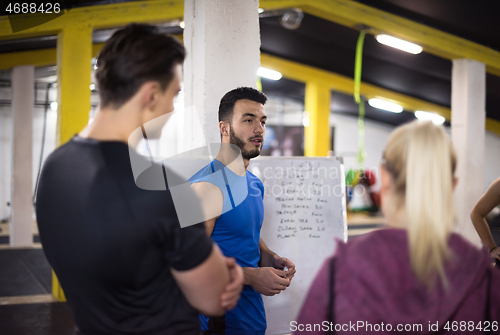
220,255,296,312
244,255,296,296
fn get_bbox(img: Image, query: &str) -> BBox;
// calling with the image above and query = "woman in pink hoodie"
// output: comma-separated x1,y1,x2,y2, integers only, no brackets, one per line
295,121,500,334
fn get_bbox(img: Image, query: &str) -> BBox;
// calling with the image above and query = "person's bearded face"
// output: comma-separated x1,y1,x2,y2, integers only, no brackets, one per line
229,126,263,160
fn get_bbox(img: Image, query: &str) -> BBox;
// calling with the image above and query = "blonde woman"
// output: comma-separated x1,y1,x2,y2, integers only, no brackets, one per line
471,178,500,262
295,121,500,334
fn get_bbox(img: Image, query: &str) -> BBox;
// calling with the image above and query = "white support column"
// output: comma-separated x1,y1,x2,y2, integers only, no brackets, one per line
183,0,261,150
11,65,34,247
451,59,486,246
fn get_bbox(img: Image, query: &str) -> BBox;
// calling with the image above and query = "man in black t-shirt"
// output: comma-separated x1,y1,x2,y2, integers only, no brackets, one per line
36,24,243,335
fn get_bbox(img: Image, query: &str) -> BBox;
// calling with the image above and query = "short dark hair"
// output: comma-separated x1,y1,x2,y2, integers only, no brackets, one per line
218,87,267,123
95,23,186,108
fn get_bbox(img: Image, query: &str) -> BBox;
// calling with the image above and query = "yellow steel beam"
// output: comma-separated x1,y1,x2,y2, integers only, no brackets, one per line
92,43,104,58
262,53,451,119
0,35,184,71
50,25,93,302
2,46,499,137
56,25,92,146
260,0,500,77
0,33,182,71
304,81,331,156
3,0,498,76
261,53,500,136
486,119,500,135
0,48,56,70
0,43,104,71
0,0,183,40
52,271,66,302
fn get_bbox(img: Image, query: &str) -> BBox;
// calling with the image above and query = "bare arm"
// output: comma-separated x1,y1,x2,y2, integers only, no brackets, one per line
239,238,297,296
259,237,278,267
171,245,230,316
189,182,243,310
242,266,289,296
190,182,223,235
471,177,500,258
258,238,296,280
204,217,217,236
220,257,244,310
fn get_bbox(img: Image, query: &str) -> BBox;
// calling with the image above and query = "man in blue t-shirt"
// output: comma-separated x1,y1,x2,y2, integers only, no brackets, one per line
190,87,297,335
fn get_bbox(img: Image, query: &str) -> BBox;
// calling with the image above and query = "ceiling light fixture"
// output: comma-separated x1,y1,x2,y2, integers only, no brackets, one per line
258,8,264,13
375,34,423,54
257,67,282,80
415,111,445,125
368,98,403,113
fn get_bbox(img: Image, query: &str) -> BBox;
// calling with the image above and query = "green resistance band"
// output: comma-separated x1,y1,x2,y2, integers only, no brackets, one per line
257,76,263,92
356,99,366,166
354,30,365,104
354,30,366,167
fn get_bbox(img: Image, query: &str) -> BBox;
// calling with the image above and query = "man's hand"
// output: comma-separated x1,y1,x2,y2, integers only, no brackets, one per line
243,267,290,296
491,247,500,261
272,256,296,281
221,258,244,310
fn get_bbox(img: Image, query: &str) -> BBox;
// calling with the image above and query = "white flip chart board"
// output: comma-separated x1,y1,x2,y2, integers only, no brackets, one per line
248,157,347,335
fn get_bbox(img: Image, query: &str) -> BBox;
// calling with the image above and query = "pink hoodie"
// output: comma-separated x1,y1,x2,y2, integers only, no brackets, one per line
295,229,500,334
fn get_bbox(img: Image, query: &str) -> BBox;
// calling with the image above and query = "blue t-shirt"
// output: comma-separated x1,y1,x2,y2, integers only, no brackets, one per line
190,160,266,335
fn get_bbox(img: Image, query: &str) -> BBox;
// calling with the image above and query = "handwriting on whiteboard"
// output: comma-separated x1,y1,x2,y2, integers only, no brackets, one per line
251,160,344,240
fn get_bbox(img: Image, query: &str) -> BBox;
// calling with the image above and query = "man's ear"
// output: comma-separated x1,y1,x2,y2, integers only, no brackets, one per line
219,121,230,137
140,81,162,112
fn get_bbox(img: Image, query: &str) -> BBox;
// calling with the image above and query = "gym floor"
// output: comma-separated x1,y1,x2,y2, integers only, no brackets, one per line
0,221,76,335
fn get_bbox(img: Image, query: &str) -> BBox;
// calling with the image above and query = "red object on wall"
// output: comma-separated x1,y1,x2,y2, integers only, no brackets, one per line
365,170,376,186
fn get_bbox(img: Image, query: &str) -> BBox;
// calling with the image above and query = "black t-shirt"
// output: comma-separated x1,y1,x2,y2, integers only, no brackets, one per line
36,136,213,335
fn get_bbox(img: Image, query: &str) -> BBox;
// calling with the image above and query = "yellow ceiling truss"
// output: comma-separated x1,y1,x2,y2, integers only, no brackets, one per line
1,47,499,135
0,0,498,136
0,0,184,40
260,0,500,77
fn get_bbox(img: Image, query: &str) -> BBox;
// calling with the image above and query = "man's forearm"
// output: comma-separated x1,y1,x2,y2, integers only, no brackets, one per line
242,267,256,286
259,238,278,267
259,250,277,267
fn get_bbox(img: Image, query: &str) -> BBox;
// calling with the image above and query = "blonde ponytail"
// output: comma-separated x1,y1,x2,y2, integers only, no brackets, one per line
383,121,457,287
